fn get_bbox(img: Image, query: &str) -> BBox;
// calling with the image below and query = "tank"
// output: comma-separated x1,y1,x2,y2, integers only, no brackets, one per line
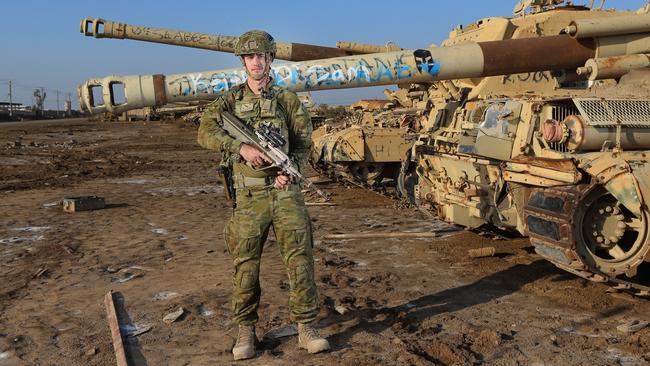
79,1,650,294
309,86,425,187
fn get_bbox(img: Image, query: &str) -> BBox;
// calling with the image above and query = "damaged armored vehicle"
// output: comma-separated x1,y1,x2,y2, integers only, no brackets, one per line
78,0,650,293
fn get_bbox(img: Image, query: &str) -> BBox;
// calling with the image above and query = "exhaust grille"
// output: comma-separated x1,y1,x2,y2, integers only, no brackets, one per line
574,98,650,128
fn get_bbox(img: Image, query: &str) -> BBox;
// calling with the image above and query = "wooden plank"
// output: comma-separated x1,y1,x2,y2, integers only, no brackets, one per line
323,232,437,240
305,202,338,206
104,290,128,366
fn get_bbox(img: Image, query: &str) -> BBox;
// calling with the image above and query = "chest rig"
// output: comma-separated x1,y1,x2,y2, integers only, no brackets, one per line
232,84,290,180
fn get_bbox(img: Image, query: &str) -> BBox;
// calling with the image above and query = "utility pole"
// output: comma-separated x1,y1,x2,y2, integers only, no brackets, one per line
8,80,13,118
40,87,45,117
56,90,60,118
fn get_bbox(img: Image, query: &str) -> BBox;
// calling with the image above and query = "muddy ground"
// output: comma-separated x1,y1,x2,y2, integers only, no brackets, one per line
1,118,650,366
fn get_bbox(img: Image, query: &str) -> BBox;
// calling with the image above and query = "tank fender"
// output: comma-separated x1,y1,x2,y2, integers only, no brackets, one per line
577,152,644,217
324,126,365,162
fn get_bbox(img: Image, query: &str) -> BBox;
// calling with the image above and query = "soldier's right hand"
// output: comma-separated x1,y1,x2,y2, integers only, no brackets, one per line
239,143,272,168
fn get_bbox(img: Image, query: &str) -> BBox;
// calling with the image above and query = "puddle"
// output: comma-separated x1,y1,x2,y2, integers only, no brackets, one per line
108,178,156,185
54,322,76,332
0,157,31,166
151,228,168,235
198,304,214,317
152,291,180,301
0,235,45,245
111,272,144,283
607,347,643,366
560,326,608,338
12,226,50,233
353,260,368,268
1,227,50,249
145,185,223,196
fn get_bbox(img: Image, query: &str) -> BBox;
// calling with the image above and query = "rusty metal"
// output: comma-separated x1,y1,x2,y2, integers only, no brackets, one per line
152,74,167,107
479,35,596,77
468,247,496,258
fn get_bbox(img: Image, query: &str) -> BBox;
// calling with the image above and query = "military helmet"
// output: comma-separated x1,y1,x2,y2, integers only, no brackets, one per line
235,30,277,56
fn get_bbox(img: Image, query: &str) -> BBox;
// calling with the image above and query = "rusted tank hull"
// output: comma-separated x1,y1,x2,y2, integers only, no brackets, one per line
410,95,650,294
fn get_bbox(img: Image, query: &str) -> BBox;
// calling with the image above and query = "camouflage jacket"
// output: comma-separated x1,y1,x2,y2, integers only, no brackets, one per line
197,81,312,177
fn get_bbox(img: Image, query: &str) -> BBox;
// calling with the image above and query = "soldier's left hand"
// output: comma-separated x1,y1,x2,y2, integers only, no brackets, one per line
275,172,291,189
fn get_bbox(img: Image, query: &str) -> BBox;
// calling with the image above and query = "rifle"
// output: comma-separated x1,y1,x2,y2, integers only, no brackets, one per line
221,111,330,201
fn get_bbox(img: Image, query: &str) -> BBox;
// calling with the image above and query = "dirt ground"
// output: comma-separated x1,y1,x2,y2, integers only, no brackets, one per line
1,118,650,366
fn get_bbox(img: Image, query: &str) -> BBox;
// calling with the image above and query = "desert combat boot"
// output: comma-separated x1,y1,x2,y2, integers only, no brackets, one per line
298,322,330,354
232,324,256,360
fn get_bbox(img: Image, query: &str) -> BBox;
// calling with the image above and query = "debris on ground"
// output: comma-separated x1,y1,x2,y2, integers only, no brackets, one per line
62,196,105,212
261,324,298,341
31,267,48,278
127,324,153,337
468,247,496,258
617,319,650,334
163,307,185,324
152,291,180,301
103,291,128,366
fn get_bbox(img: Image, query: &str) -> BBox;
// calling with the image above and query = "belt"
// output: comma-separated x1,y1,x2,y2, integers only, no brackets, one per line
233,173,275,189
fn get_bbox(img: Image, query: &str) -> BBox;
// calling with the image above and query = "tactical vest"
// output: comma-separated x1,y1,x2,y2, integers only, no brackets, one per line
231,84,289,179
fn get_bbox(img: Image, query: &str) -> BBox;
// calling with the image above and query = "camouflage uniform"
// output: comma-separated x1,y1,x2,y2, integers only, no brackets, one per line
197,81,318,325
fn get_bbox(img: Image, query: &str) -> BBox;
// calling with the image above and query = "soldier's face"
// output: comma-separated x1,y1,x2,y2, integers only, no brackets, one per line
243,53,272,80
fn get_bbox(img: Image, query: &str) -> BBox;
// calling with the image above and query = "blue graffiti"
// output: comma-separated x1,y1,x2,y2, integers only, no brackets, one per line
169,71,247,97
420,60,440,76
169,51,432,96
395,55,413,79
413,49,440,76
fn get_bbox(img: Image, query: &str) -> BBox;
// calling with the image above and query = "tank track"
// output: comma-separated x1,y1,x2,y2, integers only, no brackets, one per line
525,185,650,297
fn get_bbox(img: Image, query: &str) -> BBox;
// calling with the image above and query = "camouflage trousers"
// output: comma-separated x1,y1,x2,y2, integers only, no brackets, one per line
224,184,319,325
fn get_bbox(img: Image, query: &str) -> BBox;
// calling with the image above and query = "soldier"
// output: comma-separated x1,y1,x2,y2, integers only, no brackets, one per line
197,30,330,360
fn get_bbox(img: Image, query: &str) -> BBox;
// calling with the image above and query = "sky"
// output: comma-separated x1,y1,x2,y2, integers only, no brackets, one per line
1,0,648,110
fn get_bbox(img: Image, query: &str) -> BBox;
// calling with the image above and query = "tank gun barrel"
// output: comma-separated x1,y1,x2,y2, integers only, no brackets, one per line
79,32,650,114
565,13,650,39
336,41,402,53
576,54,650,81
79,17,356,61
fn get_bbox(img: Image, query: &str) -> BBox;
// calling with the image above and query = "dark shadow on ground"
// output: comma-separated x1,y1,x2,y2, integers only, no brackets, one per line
324,259,559,351
113,292,148,366
105,203,129,209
